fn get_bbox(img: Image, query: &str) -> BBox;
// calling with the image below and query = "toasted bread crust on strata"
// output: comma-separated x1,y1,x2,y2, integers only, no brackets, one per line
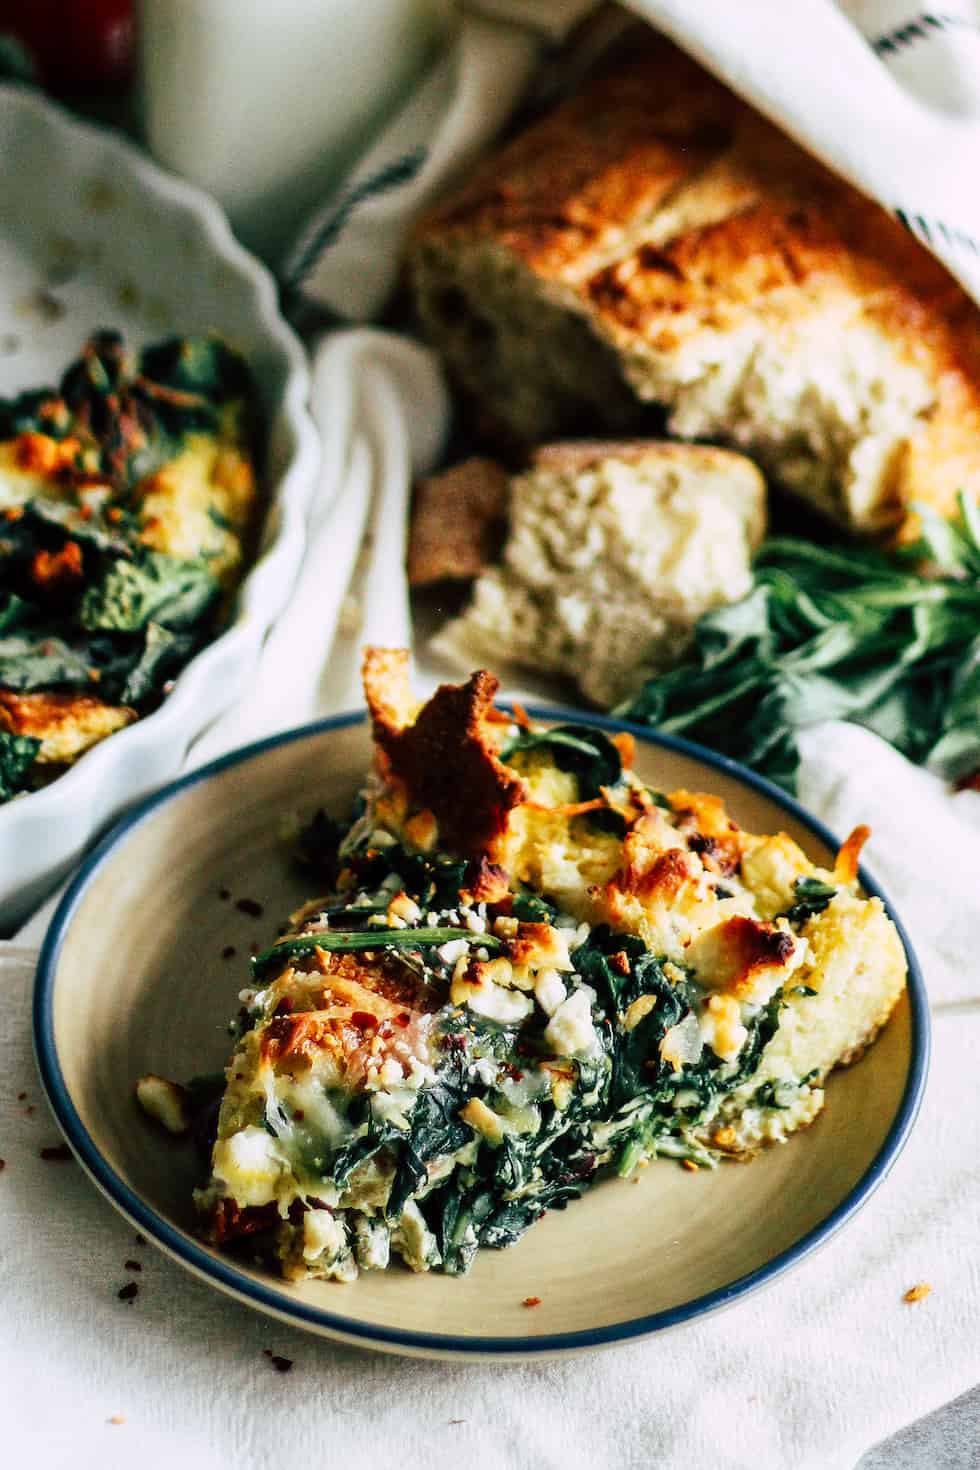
362,647,527,858
0,689,135,764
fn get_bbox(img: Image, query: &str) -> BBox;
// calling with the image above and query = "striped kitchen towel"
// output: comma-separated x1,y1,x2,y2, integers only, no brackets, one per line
284,0,980,325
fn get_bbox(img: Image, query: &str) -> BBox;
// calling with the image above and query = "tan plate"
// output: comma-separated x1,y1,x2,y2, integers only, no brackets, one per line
33,710,929,1359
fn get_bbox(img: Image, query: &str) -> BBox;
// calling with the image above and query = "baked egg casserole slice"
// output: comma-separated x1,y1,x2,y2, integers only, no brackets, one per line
0,331,258,803
184,649,906,1281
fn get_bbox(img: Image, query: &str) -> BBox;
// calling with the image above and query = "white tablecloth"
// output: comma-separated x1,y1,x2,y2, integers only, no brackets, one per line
5,0,980,1462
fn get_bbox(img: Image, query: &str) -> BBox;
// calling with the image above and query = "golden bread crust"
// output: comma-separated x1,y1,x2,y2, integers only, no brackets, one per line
0,689,135,764
412,31,980,531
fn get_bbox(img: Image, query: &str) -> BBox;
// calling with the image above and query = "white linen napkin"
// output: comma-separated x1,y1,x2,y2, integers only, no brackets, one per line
5,3,980,1466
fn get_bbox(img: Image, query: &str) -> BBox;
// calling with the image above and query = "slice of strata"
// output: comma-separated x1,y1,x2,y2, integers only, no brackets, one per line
431,440,766,706
191,650,906,1281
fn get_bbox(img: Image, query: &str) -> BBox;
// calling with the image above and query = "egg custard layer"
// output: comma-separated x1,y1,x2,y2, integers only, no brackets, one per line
195,649,906,1281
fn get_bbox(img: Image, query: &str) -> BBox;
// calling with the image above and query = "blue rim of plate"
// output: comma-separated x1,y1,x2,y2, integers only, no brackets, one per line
33,706,930,1357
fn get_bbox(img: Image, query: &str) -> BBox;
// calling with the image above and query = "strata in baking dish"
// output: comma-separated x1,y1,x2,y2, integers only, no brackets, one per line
0,330,258,803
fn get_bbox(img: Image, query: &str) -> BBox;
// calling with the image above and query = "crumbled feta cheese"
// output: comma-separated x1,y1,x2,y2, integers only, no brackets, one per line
464,910,487,934
534,967,567,1016
469,981,534,1025
470,1057,499,1087
303,1208,345,1263
437,938,470,965
544,988,599,1057
353,1215,390,1271
378,1058,403,1088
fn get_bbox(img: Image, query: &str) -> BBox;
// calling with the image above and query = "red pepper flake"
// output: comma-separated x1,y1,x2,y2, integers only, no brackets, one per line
117,1282,139,1302
522,1296,542,1308
236,897,264,917
221,945,237,960
218,887,231,901
124,1259,142,1272
40,1144,72,1162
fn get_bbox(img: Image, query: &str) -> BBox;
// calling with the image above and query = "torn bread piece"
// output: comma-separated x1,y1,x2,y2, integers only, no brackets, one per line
432,440,766,706
410,30,980,538
408,457,509,586
190,654,906,1281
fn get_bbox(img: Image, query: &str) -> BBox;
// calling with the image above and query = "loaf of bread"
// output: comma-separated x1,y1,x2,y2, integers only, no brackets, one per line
432,440,766,707
410,31,980,538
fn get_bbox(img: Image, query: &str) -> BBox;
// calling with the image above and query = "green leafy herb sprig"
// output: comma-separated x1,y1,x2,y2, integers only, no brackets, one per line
620,496,980,793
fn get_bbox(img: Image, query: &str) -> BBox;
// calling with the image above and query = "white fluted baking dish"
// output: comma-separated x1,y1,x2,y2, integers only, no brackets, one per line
0,85,319,924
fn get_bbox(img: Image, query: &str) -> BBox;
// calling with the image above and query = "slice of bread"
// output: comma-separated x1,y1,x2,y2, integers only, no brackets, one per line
432,440,766,707
408,457,509,586
410,30,980,539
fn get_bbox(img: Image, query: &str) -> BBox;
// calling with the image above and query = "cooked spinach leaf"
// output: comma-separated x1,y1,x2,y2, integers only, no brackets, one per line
118,622,196,705
251,926,505,979
783,876,838,925
0,732,40,800
0,633,94,691
80,552,218,633
500,723,623,798
621,495,980,791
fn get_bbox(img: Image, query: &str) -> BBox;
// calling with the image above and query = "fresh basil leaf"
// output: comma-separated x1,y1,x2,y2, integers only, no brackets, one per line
622,513,980,792
0,732,40,800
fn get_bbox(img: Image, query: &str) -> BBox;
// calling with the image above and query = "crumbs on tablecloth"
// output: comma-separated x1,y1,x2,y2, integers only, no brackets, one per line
134,1233,147,1246
17,1091,26,1101
118,1282,139,1303
124,1259,142,1272
448,1419,467,1426
108,1415,125,1426
522,1296,542,1308
903,1282,933,1304
263,1349,293,1373
236,897,264,917
40,1144,72,1162
0,1159,5,1173
218,886,231,901
222,945,237,960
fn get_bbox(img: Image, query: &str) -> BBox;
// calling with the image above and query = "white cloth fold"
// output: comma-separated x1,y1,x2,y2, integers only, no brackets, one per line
5,2,980,1466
